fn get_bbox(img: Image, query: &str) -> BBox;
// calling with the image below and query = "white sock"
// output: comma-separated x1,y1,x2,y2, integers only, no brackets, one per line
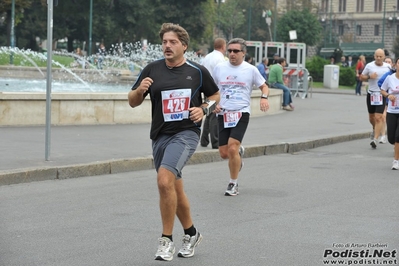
230,179,237,184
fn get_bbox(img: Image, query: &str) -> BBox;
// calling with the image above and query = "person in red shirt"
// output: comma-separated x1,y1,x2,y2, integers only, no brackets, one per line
355,55,366,95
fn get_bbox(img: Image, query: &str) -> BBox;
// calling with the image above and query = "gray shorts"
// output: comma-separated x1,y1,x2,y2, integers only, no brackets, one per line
152,130,199,179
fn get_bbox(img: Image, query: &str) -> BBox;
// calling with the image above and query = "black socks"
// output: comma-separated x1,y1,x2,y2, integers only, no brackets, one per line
184,225,196,237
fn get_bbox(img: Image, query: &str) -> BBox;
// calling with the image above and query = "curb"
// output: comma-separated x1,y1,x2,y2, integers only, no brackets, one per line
0,132,369,186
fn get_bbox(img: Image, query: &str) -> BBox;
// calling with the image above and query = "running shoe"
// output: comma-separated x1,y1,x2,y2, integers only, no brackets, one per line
370,139,377,149
392,160,399,170
379,135,387,144
177,231,203,258
155,237,175,261
225,182,239,196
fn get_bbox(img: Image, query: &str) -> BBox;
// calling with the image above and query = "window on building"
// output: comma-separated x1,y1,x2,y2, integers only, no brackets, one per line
374,0,382,12
374,25,380,36
339,0,346,12
322,0,330,12
356,25,362,36
357,0,364,12
397,24,399,35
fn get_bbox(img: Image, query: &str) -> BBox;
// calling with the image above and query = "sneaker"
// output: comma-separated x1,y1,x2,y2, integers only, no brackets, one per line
370,139,377,149
392,160,399,170
379,135,387,144
177,231,203,258
225,182,239,196
155,237,175,261
289,103,295,110
239,145,245,171
282,105,293,111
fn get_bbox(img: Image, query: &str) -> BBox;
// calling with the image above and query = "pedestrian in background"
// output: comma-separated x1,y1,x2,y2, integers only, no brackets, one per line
268,57,294,111
355,55,366,96
257,57,269,80
200,37,226,149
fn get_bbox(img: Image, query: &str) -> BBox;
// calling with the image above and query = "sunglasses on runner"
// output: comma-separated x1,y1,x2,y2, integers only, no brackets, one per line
227,49,243,54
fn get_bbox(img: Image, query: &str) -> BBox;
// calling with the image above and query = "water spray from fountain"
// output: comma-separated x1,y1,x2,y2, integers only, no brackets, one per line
0,41,201,93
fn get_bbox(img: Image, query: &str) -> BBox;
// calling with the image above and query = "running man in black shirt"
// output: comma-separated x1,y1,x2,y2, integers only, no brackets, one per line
128,23,219,261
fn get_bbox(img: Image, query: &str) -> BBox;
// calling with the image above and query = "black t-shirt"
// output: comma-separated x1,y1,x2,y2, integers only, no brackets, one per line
132,59,219,140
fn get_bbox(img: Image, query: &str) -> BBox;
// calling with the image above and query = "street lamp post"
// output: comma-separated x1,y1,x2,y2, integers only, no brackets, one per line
263,10,273,41
247,0,252,40
382,0,387,46
10,0,15,64
329,0,332,43
88,0,93,56
273,0,277,41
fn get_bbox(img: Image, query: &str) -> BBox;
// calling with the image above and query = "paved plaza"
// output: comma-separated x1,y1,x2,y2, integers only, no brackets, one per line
0,89,398,265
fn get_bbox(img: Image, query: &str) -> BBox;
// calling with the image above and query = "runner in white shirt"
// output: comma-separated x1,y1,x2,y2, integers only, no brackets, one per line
200,38,227,149
213,38,269,196
361,48,390,149
380,57,399,169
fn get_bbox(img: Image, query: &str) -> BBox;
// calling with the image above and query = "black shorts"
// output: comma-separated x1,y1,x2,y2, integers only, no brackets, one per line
366,93,385,114
218,112,250,146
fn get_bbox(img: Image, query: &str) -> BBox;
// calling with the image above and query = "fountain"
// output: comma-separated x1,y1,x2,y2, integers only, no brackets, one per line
0,43,282,126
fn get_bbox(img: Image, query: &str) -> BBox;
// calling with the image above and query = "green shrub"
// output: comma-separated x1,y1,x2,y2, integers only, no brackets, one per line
306,56,356,86
339,66,356,86
306,56,329,82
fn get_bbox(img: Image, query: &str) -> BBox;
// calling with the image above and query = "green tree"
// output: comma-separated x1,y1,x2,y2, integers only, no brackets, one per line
0,0,217,53
276,9,322,46
218,0,246,40
1,0,34,47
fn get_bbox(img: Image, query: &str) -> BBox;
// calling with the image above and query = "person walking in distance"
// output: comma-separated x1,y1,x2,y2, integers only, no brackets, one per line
200,38,226,149
128,23,220,261
360,48,390,149
212,38,270,196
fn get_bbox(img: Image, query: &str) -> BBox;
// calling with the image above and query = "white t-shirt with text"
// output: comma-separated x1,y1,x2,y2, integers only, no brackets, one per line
381,73,399,114
362,61,390,93
213,61,265,114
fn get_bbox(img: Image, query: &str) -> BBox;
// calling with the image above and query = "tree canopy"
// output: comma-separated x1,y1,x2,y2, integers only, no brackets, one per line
0,0,324,53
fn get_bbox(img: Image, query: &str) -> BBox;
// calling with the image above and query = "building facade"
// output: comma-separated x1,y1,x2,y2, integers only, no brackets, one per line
316,0,399,56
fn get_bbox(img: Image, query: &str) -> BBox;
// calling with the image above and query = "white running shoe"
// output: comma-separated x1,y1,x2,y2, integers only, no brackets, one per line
155,237,175,261
225,182,239,196
392,160,399,170
178,231,203,258
379,135,387,144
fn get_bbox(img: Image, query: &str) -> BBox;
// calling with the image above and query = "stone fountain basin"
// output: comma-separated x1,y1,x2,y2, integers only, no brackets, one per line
0,66,283,126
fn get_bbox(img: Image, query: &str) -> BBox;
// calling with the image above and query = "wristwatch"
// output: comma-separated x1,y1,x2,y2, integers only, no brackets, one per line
201,106,208,115
261,94,268,99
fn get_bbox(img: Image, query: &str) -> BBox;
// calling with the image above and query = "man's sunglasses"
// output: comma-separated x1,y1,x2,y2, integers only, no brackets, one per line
227,49,243,54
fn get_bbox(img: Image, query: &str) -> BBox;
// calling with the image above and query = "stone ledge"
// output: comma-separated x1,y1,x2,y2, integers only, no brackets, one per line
0,89,283,126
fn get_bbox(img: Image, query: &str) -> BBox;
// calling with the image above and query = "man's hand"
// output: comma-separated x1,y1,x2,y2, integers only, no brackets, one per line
189,107,204,124
137,77,153,95
260,98,269,112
